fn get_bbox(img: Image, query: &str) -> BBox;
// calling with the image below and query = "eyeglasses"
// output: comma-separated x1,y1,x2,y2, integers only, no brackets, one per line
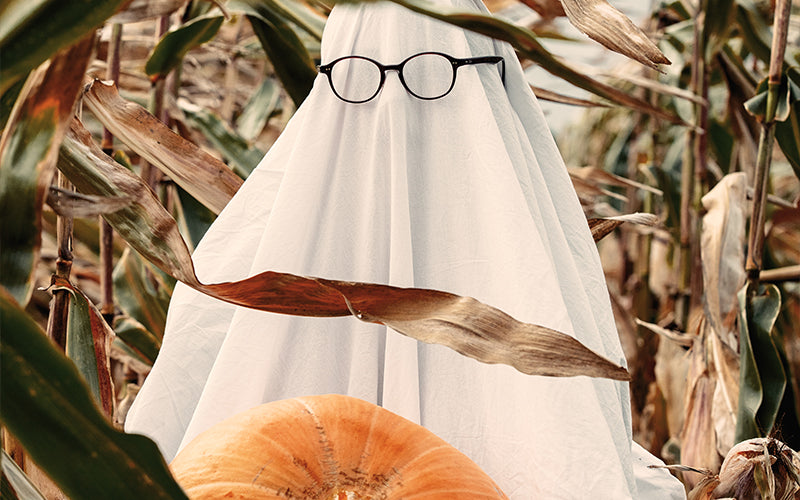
318,51,505,104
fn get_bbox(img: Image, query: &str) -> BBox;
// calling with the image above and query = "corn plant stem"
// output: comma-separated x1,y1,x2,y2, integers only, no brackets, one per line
45,172,74,351
690,70,710,313
745,0,791,289
100,23,123,322
140,16,170,192
760,265,800,283
677,1,706,329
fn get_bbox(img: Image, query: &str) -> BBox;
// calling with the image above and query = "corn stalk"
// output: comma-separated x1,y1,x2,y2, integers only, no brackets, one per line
745,0,792,288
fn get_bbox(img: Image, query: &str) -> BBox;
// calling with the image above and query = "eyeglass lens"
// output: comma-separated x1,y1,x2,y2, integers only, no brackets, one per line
330,57,383,103
401,53,454,99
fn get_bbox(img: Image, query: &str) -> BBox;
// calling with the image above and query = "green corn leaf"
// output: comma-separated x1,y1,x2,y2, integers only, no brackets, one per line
735,0,773,66
0,79,25,129
703,0,735,61
744,73,798,123
775,111,800,180
50,276,115,416
0,0,128,94
176,187,217,250
232,0,317,108
0,35,94,305
113,315,162,365
0,287,188,500
736,283,787,442
113,248,174,341
237,78,281,142
245,0,326,40
145,13,225,80
178,100,265,178
775,68,800,179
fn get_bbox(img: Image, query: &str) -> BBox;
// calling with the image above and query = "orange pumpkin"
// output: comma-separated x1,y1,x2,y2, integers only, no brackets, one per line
170,394,508,499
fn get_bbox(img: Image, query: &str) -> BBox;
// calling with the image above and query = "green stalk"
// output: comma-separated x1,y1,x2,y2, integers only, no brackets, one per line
745,0,791,289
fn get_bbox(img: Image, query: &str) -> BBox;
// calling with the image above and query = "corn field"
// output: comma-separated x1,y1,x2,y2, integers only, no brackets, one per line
1,0,799,498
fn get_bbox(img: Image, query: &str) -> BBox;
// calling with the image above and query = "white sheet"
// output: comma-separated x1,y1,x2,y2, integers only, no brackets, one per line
125,1,686,497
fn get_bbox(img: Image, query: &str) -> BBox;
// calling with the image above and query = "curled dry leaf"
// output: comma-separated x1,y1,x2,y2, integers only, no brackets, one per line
634,318,693,347
81,78,242,214
58,119,629,381
588,212,660,242
559,0,670,70
680,322,722,489
700,173,747,345
687,474,722,500
709,330,739,458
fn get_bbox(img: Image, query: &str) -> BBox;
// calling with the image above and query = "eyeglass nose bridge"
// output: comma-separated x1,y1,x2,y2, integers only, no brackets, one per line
376,62,408,93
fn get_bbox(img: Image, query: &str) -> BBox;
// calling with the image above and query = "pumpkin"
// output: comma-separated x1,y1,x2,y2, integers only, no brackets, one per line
170,394,508,499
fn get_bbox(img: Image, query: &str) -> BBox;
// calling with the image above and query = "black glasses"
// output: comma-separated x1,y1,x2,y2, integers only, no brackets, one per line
318,51,505,104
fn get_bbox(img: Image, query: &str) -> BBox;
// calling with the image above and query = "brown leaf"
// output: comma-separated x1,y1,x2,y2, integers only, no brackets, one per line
635,318,693,347
559,0,670,70
687,474,722,500
570,166,664,196
208,276,631,379
588,212,659,241
59,119,629,381
654,337,690,441
709,330,739,457
530,85,610,107
680,324,723,489
700,173,747,344
81,78,242,214
46,186,131,218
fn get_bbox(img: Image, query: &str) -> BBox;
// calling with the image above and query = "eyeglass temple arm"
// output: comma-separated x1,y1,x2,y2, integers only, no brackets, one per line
455,56,505,84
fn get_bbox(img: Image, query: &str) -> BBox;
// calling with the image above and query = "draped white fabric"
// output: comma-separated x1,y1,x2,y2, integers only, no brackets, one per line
125,1,685,497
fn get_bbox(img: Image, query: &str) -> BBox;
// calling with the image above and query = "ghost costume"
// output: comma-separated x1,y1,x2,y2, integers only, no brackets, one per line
125,0,685,497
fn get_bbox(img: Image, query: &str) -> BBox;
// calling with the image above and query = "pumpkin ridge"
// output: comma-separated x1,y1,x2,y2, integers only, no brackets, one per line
240,418,323,493
351,402,401,497
298,397,341,493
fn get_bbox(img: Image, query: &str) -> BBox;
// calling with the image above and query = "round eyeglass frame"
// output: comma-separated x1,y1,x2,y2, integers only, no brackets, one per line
318,51,505,104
